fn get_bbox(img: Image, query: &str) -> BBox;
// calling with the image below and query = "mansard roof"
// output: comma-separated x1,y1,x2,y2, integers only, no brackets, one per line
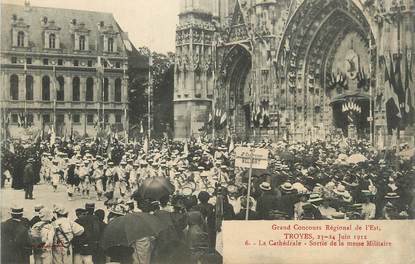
1,3,126,55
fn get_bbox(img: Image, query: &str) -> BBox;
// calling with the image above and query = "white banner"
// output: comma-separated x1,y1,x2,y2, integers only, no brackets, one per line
235,147,269,169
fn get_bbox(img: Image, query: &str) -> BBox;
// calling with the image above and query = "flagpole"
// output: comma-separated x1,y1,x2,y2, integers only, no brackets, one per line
148,51,152,141
212,36,217,145
53,66,57,135
369,36,373,146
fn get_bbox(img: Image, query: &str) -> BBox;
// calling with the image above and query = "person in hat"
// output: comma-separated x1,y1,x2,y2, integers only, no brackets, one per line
23,157,36,199
1,205,31,264
51,159,61,192
52,205,84,264
73,203,104,264
191,191,216,250
30,204,45,227
66,162,79,201
235,196,258,220
256,182,277,220
219,165,230,184
294,193,309,220
361,190,376,220
93,163,105,201
275,182,298,219
129,162,140,193
78,160,91,198
115,161,128,198
302,194,323,220
318,198,338,219
105,161,116,197
30,208,55,264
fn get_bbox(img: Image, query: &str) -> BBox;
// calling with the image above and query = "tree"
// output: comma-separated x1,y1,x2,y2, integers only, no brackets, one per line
128,47,175,139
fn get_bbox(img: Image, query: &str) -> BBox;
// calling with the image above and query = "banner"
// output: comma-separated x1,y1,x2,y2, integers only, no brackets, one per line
235,147,269,169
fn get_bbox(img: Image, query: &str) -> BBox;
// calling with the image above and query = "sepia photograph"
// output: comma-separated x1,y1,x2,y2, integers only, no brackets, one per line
0,0,414,263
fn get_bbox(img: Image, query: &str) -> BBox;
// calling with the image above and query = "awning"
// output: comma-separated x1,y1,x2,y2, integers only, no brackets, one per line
330,92,371,105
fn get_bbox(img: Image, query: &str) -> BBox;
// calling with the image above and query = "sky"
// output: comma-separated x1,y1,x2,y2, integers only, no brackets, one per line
2,0,180,54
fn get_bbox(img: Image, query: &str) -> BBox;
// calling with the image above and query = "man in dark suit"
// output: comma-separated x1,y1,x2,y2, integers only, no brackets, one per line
23,158,35,199
73,203,105,264
256,182,277,220
29,204,44,227
235,196,259,220
1,206,32,264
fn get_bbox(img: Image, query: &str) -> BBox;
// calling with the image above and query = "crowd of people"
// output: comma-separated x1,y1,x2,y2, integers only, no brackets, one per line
1,134,415,263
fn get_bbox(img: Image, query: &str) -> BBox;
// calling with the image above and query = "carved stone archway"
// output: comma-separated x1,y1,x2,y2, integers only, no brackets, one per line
276,0,377,139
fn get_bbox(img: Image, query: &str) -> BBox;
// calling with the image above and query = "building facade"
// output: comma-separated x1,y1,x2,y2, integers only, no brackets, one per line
1,2,130,139
174,0,414,144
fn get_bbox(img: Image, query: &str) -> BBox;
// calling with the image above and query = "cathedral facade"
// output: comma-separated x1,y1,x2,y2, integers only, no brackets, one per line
174,0,414,144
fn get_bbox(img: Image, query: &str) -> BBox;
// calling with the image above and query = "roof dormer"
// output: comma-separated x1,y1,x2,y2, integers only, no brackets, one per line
100,24,119,53
71,20,91,51
11,16,30,48
42,18,61,49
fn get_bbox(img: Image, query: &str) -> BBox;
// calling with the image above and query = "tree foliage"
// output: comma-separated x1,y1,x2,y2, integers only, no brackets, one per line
128,47,175,139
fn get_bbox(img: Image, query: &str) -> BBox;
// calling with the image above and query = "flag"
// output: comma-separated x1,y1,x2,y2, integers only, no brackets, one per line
183,141,189,156
97,56,104,76
220,112,227,127
384,56,401,134
103,57,114,68
394,54,405,109
228,136,235,153
143,136,149,154
50,126,56,146
17,113,22,127
9,142,14,154
404,47,414,125
106,141,112,159
140,120,144,134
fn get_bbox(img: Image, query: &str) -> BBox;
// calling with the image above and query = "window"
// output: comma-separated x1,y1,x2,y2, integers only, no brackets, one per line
17,31,25,47
43,58,49,65
58,59,63,65
26,75,33,100
104,114,109,123
73,114,80,123
86,77,94,101
87,60,93,67
26,58,32,64
108,37,114,52
49,33,56,49
115,62,121,68
11,57,17,63
79,35,86,51
72,77,80,101
114,78,122,102
43,114,50,124
42,76,50,100
56,76,65,101
103,78,109,101
87,114,94,124
10,74,19,100
11,114,18,124
73,60,79,66
115,114,122,123
56,114,64,124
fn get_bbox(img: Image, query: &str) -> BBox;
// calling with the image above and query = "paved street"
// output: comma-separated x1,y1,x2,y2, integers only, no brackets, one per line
0,183,107,221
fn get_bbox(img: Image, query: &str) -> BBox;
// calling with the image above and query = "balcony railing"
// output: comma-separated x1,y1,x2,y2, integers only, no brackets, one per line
1,100,126,110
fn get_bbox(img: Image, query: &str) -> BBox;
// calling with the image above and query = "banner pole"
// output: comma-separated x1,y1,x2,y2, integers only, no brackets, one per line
245,147,254,220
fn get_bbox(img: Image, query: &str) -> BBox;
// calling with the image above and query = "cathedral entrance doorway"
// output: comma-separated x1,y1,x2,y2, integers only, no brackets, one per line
277,0,377,140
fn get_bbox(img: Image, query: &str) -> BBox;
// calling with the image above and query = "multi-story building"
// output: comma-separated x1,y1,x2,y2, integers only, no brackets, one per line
1,2,132,138
174,0,414,145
